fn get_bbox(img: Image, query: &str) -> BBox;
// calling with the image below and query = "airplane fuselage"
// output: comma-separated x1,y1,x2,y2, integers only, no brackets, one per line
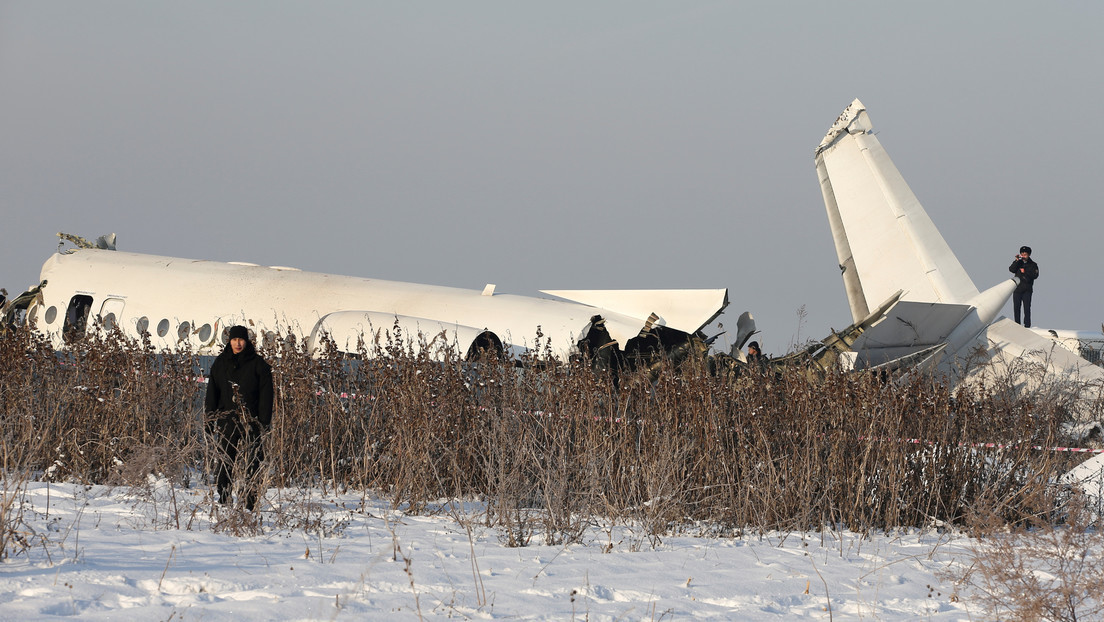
23,248,728,362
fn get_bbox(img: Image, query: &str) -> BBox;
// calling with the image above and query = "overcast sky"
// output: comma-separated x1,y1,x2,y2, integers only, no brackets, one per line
2,2,1101,354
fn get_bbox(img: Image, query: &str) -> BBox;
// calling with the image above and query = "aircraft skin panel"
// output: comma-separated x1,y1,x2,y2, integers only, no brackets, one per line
34,249,727,358
815,99,978,320
962,318,1104,387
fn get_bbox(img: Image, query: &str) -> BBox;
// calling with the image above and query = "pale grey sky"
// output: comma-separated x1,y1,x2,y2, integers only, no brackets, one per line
2,2,1101,354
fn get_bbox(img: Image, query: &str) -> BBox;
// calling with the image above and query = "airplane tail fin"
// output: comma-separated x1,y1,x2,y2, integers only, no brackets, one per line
815,99,979,324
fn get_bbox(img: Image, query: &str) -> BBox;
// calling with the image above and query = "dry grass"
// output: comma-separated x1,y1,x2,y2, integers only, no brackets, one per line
1,321,1086,549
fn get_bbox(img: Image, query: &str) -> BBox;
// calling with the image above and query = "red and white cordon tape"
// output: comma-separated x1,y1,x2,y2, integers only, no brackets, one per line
887,436,1104,454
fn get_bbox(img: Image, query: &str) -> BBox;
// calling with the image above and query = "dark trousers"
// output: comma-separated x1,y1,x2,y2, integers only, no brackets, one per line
1013,290,1033,328
212,417,265,511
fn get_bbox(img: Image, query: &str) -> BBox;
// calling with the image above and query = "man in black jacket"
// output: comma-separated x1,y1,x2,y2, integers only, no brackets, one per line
746,340,768,373
204,325,273,511
1009,245,1040,328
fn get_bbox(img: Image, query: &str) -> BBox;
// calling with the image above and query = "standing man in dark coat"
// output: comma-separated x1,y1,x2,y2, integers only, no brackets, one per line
1009,245,1040,328
204,325,273,511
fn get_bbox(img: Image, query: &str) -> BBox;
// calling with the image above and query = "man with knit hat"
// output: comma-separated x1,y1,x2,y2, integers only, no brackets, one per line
204,325,273,511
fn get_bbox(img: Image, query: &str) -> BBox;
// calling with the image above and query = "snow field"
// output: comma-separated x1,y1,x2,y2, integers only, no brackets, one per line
0,480,979,620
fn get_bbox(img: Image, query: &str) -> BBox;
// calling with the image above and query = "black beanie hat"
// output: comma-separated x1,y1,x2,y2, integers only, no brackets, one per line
228,325,249,342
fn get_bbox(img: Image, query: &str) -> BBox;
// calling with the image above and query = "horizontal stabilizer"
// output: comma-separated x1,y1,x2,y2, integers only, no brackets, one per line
851,300,973,367
540,289,729,334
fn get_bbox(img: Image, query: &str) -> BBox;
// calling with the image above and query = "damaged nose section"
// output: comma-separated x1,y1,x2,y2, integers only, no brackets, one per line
1,280,47,331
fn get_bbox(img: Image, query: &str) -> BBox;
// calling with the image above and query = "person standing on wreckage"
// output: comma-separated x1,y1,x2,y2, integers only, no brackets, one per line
1009,245,1040,328
204,325,273,511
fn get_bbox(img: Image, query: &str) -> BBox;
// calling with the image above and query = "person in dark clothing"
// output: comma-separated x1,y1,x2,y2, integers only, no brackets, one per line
746,340,768,373
1008,245,1040,328
204,325,273,511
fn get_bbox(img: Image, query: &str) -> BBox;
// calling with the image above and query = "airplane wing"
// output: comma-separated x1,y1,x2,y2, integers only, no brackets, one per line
540,289,729,337
815,99,979,323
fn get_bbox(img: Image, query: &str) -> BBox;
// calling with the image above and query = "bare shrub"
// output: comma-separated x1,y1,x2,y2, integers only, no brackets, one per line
944,497,1104,621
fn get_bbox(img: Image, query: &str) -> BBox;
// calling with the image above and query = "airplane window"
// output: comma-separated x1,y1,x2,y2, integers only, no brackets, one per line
157,319,170,337
103,313,116,331
198,323,212,342
136,317,149,335
178,321,191,342
44,306,57,324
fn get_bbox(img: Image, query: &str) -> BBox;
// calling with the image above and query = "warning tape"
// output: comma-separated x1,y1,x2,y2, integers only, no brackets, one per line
868,436,1104,455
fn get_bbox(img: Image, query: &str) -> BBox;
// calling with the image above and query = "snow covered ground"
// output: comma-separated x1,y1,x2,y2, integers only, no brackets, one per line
1,480,982,620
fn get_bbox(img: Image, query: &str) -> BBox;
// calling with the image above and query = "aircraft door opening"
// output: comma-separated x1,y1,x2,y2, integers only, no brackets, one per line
64,294,93,342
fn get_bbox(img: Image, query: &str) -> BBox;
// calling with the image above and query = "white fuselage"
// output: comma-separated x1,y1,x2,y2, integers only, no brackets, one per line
29,249,728,360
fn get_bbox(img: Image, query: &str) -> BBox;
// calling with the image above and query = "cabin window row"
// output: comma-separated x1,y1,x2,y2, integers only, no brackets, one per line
44,295,255,347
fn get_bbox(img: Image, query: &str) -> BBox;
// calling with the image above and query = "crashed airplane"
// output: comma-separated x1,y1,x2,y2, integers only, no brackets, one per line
1,233,734,369
4,99,1099,399
814,99,1104,419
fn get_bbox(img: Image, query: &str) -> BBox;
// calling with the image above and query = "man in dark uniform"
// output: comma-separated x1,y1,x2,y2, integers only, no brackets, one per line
746,340,768,373
1008,245,1040,328
204,325,273,511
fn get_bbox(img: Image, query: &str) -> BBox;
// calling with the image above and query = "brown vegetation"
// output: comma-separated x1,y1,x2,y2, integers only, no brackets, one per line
2,321,1087,551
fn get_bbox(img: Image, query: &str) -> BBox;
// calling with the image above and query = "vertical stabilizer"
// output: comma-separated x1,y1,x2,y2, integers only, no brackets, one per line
815,99,979,324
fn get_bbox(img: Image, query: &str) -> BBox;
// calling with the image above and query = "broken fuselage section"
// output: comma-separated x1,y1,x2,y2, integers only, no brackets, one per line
6,237,730,373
